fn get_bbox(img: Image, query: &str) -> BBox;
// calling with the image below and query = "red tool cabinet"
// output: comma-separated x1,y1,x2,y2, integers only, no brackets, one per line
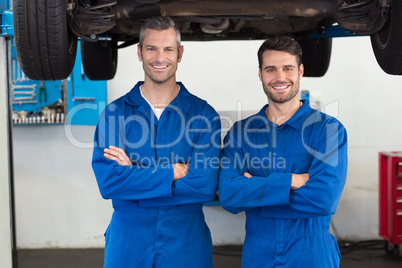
379,152,402,258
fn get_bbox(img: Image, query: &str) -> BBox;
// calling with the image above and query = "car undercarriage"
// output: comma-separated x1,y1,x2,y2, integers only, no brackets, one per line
12,0,402,80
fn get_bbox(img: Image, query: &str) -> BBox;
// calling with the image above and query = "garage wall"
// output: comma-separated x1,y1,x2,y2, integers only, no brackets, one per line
13,36,402,248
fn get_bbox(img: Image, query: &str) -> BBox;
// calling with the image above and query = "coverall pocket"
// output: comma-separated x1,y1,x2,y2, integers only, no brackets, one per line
329,233,342,259
104,225,109,237
104,225,111,243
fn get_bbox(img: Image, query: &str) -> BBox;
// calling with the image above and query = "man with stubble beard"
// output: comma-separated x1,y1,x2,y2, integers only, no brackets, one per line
92,17,221,268
219,36,348,268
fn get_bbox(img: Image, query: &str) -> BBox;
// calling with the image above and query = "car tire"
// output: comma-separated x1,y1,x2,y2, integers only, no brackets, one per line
393,244,402,260
384,241,395,254
298,35,332,77
13,0,77,80
81,40,118,80
370,0,402,75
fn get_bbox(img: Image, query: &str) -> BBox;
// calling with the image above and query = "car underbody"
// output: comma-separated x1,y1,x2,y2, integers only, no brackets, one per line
69,0,387,43
12,0,402,80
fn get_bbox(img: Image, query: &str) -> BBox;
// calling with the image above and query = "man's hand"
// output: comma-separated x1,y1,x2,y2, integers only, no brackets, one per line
173,163,189,181
243,172,252,178
291,173,309,190
104,146,131,166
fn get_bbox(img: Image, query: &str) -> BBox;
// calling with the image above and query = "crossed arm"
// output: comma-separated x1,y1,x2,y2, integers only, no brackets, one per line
106,145,307,188
104,146,189,181
243,172,309,190
219,119,348,217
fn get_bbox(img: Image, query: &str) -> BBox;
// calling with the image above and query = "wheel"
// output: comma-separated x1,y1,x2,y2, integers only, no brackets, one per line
392,244,402,260
384,240,395,254
298,34,332,77
370,0,402,75
81,40,118,80
13,0,78,80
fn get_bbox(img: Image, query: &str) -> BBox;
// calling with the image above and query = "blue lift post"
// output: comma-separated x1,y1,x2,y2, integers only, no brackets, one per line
0,0,18,267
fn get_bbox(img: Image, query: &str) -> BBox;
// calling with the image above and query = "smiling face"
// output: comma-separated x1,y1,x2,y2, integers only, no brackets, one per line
259,50,303,104
138,27,183,85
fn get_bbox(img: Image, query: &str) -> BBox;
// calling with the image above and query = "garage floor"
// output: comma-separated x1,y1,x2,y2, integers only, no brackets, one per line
16,240,401,268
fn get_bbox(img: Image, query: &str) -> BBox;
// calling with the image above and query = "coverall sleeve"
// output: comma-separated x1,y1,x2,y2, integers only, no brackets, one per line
262,121,348,219
139,112,221,207
92,106,174,200
218,123,292,214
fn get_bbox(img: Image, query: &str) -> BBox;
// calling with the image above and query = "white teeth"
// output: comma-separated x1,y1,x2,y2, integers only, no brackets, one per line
153,65,168,69
273,85,288,89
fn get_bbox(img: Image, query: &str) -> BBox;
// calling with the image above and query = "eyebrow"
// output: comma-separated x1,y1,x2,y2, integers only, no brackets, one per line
144,44,175,49
264,64,295,70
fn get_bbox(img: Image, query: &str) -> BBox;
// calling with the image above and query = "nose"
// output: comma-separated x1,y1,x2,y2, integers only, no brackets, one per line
156,50,165,62
276,69,286,80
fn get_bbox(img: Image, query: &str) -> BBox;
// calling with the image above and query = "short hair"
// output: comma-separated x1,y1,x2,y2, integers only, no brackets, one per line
139,16,181,49
258,36,302,69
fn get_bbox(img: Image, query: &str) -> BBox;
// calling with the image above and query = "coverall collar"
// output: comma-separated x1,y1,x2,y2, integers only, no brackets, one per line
125,81,192,114
252,100,311,131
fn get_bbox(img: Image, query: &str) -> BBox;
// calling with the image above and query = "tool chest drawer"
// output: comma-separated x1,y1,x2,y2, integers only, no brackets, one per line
379,152,402,245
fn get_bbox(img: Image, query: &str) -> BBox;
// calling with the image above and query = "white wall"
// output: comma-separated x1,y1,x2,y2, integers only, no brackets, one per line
13,126,112,248
13,36,402,248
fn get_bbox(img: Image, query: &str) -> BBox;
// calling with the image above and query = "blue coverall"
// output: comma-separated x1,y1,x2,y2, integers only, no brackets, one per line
92,82,221,268
219,101,348,268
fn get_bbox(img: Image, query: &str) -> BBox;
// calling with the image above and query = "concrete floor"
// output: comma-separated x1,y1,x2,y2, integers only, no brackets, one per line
16,240,401,268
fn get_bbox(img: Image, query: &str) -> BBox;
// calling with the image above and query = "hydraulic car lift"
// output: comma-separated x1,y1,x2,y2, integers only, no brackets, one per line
0,2,18,268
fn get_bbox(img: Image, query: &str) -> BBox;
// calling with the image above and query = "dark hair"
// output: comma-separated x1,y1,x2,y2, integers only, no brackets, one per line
257,36,302,69
139,16,181,48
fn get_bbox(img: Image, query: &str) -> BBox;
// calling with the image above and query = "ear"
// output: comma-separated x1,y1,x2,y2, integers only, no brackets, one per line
177,45,184,62
137,45,143,62
258,66,262,81
299,63,304,79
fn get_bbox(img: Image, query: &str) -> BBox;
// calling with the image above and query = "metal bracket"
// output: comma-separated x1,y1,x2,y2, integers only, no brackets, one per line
310,25,367,38
0,10,13,37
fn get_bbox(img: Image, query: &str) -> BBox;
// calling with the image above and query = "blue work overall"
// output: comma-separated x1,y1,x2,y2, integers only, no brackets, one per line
219,102,348,268
92,82,221,267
